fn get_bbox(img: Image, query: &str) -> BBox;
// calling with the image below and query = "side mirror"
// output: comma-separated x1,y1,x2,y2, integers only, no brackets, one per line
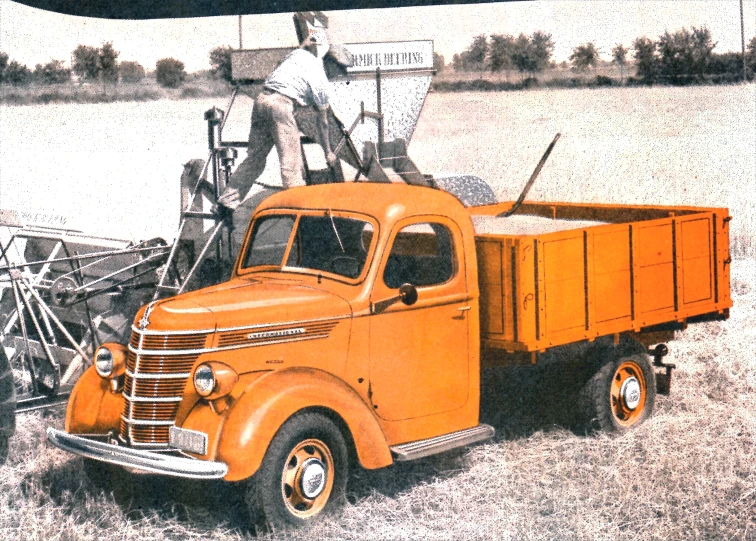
399,283,418,306
372,283,419,314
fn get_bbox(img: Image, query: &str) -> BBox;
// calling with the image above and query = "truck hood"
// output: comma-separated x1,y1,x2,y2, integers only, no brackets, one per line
134,277,351,333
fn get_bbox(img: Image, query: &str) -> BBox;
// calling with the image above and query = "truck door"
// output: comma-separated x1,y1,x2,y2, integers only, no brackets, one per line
369,218,470,421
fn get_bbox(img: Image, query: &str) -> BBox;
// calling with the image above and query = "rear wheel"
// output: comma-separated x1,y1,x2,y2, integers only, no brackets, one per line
0,348,16,465
247,412,348,529
580,353,656,433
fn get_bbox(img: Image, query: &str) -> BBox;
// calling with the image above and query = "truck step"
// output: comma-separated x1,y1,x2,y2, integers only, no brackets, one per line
390,424,495,462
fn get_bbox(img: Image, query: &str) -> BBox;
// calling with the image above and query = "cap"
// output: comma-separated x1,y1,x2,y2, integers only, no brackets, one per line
293,11,328,45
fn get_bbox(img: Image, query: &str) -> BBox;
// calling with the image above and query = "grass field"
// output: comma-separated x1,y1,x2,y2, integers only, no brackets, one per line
1,84,754,540
0,78,232,105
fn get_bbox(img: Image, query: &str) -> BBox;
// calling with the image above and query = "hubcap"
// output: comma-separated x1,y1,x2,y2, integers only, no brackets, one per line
620,377,642,410
610,361,647,426
281,438,334,518
300,458,327,499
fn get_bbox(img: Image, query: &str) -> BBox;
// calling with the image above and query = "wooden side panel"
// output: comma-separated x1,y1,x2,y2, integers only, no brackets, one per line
635,223,675,318
680,218,713,305
542,235,585,335
592,227,632,324
476,239,504,335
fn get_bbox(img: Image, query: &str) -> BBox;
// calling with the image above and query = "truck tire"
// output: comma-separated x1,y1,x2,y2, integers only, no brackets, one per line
247,412,348,528
0,348,16,465
579,354,656,433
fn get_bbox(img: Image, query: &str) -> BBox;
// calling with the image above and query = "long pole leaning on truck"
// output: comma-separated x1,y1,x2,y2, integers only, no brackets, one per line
498,133,561,218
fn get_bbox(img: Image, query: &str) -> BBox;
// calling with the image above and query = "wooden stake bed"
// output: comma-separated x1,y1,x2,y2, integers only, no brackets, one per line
471,200,732,352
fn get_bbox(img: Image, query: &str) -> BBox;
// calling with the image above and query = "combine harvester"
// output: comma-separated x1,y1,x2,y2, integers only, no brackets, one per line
0,30,495,462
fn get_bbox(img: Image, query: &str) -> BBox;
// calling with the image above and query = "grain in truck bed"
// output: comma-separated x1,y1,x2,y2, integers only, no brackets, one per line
472,215,607,236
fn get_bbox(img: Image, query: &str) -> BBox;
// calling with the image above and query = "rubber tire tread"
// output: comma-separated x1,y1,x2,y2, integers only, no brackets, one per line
247,412,348,530
0,348,16,465
579,353,656,434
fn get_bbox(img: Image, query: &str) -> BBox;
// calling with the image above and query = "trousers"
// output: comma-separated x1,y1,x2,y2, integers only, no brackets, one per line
228,89,305,195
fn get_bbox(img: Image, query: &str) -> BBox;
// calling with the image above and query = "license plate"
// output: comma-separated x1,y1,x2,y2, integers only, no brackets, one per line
169,426,207,455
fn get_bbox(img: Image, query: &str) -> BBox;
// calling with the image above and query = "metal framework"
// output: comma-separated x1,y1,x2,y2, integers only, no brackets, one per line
0,224,170,412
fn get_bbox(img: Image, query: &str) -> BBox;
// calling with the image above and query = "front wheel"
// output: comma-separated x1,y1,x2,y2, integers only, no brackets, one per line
580,353,656,433
247,412,349,528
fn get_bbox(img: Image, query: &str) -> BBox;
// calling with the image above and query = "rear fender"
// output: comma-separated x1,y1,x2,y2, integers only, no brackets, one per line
215,367,392,481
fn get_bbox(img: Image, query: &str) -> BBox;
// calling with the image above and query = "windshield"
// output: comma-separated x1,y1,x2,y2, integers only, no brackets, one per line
241,213,375,279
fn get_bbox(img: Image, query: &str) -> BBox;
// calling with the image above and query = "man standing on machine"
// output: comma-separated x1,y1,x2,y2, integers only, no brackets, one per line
216,11,353,256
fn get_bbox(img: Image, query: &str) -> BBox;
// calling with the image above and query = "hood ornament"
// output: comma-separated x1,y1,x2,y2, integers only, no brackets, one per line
138,301,157,330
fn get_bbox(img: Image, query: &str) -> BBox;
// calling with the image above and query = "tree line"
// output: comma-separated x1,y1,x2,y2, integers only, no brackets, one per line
448,27,756,84
0,42,188,88
3,28,754,91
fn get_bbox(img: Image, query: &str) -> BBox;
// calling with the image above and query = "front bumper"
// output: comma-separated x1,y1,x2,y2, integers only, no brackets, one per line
46,428,228,479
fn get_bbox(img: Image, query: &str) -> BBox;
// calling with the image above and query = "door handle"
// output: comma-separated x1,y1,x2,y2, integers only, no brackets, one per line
453,305,471,320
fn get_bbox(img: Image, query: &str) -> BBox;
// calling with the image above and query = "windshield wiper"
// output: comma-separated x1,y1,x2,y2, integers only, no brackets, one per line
327,210,345,252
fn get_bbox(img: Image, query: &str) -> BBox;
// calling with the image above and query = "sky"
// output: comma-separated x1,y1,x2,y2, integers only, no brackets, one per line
0,0,754,72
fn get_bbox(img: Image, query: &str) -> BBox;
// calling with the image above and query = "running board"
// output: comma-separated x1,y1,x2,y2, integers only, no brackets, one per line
390,424,495,462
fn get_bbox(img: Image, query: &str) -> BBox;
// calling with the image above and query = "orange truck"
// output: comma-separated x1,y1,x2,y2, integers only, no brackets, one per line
47,182,731,527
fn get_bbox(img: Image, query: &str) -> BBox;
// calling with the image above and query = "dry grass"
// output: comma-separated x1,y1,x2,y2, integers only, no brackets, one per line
2,259,754,540
0,78,233,106
434,66,624,84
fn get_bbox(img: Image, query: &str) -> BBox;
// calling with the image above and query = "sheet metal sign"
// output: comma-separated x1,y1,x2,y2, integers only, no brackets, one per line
345,40,434,73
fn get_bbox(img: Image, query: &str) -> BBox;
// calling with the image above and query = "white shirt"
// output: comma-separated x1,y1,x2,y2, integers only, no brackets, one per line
264,49,331,110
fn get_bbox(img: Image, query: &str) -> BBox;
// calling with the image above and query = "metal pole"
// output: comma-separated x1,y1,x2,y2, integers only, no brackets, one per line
741,0,747,81
239,15,243,49
376,66,383,158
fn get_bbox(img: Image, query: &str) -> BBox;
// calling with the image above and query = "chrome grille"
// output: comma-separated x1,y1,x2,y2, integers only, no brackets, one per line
120,327,209,447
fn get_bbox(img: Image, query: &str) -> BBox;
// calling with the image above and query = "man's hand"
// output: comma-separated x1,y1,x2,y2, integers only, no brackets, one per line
216,188,241,210
213,203,234,228
212,187,240,228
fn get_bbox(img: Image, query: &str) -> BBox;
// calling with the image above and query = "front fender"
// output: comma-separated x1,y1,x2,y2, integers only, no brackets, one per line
188,367,393,481
65,365,122,434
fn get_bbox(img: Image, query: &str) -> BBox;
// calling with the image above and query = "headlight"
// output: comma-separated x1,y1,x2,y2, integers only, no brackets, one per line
192,362,238,400
95,347,114,378
193,364,216,397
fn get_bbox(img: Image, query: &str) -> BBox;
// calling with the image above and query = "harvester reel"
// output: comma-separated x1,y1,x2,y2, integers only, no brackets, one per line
0,228,170,418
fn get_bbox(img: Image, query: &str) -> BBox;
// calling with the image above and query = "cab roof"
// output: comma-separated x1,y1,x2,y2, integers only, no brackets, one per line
255,183,469,227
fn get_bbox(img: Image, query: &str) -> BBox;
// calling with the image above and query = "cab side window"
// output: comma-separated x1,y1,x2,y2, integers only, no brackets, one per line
383,222,455,289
